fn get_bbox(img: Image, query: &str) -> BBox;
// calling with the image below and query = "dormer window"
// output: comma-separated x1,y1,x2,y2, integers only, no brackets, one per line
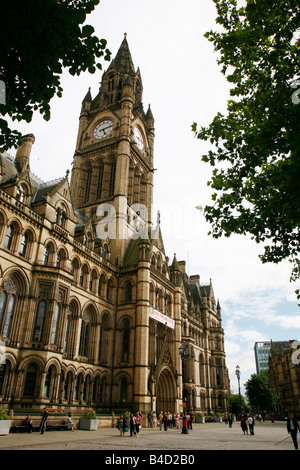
55,205,67,228
84,232,91,248
16,185,26,203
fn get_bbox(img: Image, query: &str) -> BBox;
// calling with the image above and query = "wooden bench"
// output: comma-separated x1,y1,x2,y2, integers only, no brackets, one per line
205,416,215,422
46,418,69,431
11,418,40,433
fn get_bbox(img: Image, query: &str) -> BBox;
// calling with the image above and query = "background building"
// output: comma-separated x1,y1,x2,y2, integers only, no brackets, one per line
254,341,272,374
0,36,228,417
268,340,300,417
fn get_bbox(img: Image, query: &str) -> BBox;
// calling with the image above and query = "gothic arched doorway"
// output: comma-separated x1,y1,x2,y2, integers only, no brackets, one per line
156,367,176,413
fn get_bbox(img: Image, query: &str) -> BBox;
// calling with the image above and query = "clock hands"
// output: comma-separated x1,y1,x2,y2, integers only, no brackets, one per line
94,120,113,140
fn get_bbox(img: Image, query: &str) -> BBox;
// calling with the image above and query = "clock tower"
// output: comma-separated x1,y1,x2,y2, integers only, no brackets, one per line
70,34,155,264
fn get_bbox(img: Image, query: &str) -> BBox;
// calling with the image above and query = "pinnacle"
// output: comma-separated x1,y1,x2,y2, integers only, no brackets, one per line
114,35,135,75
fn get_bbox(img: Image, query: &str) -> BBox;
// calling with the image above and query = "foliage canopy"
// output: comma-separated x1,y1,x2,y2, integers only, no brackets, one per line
193,0,300,288
245,370,277,412
0,0,111,150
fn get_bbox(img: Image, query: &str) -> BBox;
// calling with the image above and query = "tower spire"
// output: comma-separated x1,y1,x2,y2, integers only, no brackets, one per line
113,34,135,75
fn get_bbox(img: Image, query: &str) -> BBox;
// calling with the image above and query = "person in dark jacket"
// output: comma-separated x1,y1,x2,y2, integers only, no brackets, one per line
287,413,300,450
39,408,48,434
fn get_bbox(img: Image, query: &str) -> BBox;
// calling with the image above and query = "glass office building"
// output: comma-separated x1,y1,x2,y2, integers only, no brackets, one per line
254,341,272,374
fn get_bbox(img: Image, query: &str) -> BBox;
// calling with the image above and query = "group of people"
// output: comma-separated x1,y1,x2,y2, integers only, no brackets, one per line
156,411,193,431
117,411,142,437
24,409,77,434
222,413,233,427
240,412,255,435
116,410,194,436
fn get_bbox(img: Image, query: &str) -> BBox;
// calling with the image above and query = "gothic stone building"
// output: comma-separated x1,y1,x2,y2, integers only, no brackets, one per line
0,36,228,416
268,341,300,417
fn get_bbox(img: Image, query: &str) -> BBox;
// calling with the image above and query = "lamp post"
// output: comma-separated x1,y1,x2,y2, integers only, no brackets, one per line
235,364,242,417
179,341,189,435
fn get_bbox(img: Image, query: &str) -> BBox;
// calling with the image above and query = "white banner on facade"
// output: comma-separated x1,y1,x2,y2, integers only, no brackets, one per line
149,307,175,329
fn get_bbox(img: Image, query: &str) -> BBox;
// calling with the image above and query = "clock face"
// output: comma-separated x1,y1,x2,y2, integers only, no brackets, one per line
93,120,113,140
134,127,144,150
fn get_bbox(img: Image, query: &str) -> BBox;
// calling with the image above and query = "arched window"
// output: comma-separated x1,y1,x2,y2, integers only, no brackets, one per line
93,375,101,403
108,159,116,197
79,267,84,287
16,185,26,203
99,314,109,363
100,376,107,403
63,313,70,352
23,363,37,397
84,167,92,203
50,302,60,345
102,243,108,260
43,367,52,397
79,311,90,357
4,225,14,250
42,245,50,265
84,233,91,248
89,272,94,291
63,371,73,401
216,364,221,387
97,162,104,200
106,279,113,301
120,378,127,403
0,363,6,395
55,206,67,227
217,394,223,409
33,300,47,342
19,233,27,257
55,251,61,268
124,281,132,302
98,276,103,297
122,319,130,361
0,289,16,338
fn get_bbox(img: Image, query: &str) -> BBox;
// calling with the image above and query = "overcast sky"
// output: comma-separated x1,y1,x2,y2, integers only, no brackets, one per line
8,0,300,395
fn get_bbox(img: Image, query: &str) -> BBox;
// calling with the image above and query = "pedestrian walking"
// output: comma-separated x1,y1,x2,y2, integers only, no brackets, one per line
152,411,157,428
287,412,300,450
147,411,153,428
39,407,48,434
158,411,163,431
175,412,180,430
240,413,248,435
117,415,126,436
163,412,168,431
130,413,136,436
248,413,254,435
228,413,233,428
135,412,142,437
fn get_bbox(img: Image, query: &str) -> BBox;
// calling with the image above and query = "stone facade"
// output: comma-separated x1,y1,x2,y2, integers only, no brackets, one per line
268,340,300,417
0,36,228,416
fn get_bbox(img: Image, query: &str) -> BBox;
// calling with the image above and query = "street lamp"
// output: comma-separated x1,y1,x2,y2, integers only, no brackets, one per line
235,364,242,416
179,341,189,435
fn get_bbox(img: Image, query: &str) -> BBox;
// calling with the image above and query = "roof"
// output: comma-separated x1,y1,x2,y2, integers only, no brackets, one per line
113,35,135,75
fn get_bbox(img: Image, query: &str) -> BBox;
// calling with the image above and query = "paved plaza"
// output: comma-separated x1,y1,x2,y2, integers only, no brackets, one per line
0,420,298,453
